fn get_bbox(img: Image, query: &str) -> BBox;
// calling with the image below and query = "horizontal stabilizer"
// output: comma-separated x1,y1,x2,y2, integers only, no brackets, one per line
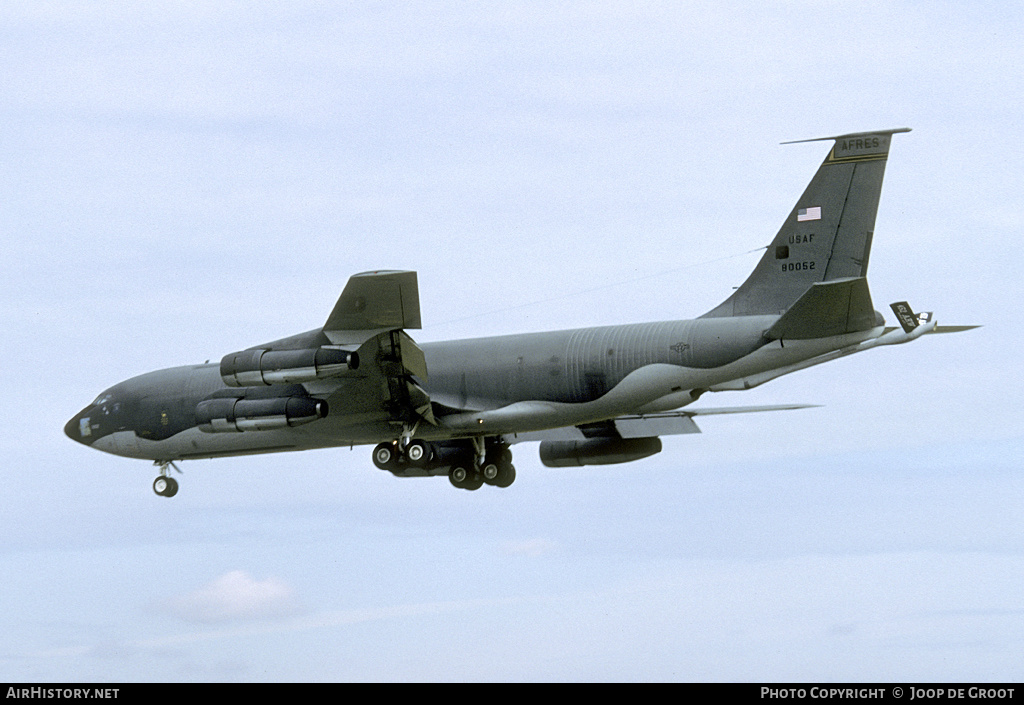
767,277,877,340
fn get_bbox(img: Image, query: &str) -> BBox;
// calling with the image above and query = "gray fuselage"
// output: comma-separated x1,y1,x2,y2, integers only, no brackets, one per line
65,314,784,461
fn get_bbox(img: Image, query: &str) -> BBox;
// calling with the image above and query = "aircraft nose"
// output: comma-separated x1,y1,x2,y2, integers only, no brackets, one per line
64,408,94,445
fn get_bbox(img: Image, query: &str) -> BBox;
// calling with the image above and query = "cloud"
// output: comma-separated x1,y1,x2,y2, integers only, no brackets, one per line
166,570,300,624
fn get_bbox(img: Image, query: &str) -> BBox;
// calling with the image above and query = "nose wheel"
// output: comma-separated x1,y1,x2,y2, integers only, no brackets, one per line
152,460,182,498
153,475,179,497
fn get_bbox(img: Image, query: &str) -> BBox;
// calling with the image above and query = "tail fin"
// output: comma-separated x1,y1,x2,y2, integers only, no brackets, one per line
702,128,911,318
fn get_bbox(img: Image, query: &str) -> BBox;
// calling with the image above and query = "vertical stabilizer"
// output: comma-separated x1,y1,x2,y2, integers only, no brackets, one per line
702,128,910,318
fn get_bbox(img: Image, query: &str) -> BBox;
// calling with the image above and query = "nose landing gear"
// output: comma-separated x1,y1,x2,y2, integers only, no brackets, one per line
152,460,182,498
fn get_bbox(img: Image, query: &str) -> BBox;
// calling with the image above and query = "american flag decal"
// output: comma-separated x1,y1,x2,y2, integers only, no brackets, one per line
797,206,821,221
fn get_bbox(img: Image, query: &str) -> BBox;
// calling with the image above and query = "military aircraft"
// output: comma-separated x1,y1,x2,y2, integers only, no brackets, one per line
65,128,975,496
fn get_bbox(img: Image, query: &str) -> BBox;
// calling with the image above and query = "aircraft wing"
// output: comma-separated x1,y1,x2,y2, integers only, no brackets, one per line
500,404,818,443
319,271,435,425
323,270,422,336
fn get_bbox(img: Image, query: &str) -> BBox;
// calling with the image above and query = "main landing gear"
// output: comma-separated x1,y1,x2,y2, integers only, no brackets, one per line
371,438,516,491
152,460,181,498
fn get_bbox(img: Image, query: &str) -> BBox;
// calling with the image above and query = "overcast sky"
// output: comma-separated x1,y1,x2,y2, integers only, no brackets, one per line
2,1,1022,682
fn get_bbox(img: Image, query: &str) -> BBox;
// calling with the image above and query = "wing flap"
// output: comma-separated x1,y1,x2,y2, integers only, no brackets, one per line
502,404,816,444
615,414,701,438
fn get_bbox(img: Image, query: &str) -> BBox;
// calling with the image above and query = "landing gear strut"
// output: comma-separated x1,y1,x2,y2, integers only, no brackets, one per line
152,460,181,498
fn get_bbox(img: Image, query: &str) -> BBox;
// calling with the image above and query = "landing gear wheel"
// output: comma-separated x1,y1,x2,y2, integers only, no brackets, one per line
450,464,469,484
493,463,516,488
372,442,400,470
449,465,482,491
481,463,500,482
405,439,433,468
480,444,515,488
153,475,179,497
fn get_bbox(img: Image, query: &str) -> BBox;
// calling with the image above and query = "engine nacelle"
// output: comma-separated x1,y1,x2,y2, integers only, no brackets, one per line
220,346,359,387
196,395,328,433
539,437,662,468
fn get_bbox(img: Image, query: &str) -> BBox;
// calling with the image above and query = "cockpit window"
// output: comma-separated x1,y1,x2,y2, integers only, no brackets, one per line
92,394,112,406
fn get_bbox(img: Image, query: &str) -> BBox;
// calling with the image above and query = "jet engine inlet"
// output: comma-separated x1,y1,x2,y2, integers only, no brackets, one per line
220,347,359,387
196,395,328,432
539,437,662,467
